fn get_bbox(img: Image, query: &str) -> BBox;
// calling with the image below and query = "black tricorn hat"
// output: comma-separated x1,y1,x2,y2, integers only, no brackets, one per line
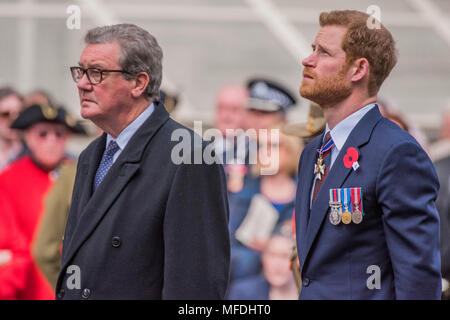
10,103,87,134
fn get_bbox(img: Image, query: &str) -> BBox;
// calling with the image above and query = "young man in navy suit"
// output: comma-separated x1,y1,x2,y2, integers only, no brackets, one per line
294,10,441,299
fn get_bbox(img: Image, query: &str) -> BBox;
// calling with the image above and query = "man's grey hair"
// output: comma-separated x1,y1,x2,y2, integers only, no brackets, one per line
85,23,163,101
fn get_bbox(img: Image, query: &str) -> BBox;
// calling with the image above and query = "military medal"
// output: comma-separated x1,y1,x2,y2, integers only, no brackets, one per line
314,155,326,181
351,187,364,224
341,188,352,224
314,137,334,180
329,189,341,225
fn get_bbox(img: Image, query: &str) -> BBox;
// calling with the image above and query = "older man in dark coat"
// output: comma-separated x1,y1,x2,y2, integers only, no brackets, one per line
56,24,230,300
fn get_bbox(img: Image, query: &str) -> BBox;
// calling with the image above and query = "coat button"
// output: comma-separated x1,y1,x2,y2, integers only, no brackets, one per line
81,288,91,299
302,277,311,287
112,236,121,248
57,289,65,299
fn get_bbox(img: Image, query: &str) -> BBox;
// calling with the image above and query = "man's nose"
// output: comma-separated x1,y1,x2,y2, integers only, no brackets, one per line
302,52,316,68
77,72,93,91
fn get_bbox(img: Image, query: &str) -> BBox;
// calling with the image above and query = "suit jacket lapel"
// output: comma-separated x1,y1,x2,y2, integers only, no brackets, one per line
300,106,383,265
296,134,322,266
61,105,170,270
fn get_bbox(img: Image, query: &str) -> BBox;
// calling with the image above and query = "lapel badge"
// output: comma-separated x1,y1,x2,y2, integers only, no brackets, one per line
343,147,359,171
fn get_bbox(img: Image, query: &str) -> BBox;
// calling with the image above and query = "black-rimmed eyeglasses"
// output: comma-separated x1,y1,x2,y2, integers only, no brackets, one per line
70,66,131,85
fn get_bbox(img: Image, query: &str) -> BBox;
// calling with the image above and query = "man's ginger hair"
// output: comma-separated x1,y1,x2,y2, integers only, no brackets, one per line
319,10,398,96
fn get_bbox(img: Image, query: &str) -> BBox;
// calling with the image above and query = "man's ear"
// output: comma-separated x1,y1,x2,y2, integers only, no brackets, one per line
351,58,370,83
131,72,150,98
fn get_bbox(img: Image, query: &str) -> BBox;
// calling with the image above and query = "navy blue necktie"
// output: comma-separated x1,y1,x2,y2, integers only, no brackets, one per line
93,140,120,192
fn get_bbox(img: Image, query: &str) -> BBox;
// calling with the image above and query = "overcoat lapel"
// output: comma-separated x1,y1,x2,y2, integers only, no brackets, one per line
61,105,170,270
300,106,383,266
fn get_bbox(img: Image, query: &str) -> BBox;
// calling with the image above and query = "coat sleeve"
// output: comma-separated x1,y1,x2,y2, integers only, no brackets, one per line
162,161,230,299
0,189,31,299
376,140,442,299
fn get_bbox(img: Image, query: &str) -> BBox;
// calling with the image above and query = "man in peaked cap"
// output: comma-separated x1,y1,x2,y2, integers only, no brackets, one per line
0,103,85,299
245,78,297,131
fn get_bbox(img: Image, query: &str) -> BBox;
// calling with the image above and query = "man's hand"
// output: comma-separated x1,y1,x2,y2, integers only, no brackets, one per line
0,250,12,267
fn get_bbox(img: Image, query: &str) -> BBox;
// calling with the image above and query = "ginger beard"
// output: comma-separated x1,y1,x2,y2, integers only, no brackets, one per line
299,61,352,107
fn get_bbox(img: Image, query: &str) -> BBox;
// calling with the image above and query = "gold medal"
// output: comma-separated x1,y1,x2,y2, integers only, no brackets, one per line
341,208,352,224
314,153,326,180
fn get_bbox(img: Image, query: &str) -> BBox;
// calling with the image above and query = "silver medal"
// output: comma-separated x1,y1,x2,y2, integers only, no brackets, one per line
329,201,342,225
352,209,363,224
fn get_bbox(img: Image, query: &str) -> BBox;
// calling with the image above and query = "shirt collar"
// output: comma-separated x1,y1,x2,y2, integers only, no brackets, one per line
325,103,376,151
106,102,155,150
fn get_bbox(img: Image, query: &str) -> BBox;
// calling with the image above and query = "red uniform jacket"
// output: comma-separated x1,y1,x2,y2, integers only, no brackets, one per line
0,156,56,299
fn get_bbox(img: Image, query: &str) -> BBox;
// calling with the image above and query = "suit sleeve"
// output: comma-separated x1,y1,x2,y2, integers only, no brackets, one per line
377,141,442,299
162,161,230,299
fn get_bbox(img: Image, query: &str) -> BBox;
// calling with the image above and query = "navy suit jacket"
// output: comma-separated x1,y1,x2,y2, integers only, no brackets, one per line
295,106,441,299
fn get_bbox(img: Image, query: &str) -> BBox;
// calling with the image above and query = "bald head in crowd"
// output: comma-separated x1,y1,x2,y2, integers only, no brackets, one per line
215,85,248,136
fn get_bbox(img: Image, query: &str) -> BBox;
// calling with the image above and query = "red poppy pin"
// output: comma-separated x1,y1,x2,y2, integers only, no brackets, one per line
343,147,360,170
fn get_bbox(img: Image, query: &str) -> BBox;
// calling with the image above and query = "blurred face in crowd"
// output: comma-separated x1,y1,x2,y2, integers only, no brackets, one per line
24,122,70,170
0,94,23,142
258,128,302,176
300,25,352,107
440,110,450,140
262,235,295,288
76,42,135,125
257,127,280,175
215,86,248,136
245,110,284,132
